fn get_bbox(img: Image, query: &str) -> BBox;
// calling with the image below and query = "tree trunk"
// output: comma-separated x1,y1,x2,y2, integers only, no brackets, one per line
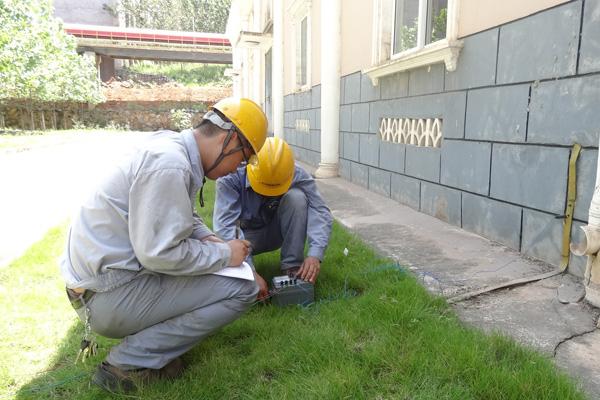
40,110,46,130
20,108,26,130
51,109,57,130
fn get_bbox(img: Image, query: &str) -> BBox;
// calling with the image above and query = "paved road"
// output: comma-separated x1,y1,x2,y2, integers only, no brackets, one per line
0,131,151,268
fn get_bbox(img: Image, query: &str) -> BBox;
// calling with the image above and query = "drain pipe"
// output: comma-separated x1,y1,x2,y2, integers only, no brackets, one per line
570,135,600,307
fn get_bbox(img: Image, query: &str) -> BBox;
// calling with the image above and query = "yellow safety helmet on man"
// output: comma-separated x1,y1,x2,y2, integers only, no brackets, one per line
247,137,295,197
211,97,268,155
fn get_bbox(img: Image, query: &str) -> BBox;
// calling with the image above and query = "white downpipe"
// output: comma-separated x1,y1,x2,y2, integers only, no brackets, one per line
272,0,284,139
315,0,341,178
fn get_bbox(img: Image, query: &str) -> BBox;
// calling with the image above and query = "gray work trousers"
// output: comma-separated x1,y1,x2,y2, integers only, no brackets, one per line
243,188,308,271
75,272,258,370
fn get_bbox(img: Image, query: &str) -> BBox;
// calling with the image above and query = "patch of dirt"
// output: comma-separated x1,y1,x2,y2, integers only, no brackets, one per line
101,80,232,103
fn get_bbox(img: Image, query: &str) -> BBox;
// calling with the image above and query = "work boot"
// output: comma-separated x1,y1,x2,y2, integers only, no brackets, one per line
92,357,185,394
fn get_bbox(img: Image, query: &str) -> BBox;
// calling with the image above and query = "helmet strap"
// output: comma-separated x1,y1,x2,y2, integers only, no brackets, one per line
199,129,243,207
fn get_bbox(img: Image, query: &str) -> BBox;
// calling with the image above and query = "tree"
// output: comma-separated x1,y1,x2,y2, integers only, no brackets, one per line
116,0,232,33
0,0,104,104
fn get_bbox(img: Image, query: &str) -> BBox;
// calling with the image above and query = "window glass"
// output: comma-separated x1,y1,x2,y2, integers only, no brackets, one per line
393,0,419,54
300,16,307,85
427,0,447,44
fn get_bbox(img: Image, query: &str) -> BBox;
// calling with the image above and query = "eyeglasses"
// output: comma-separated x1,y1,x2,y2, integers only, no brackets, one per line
237,132,258,166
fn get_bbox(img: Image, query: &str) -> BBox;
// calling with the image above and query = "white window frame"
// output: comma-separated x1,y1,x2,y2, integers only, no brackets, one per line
365,0,462,85
289,0,312,92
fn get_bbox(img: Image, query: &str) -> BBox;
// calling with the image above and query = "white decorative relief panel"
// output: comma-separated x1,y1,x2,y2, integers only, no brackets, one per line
379,117,443,148
295,119,310,132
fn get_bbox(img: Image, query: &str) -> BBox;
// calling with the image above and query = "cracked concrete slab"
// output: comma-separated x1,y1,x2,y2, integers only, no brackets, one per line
309,171,600,399
556,330,600,397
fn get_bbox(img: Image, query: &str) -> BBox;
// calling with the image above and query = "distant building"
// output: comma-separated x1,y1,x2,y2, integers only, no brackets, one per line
53,0,119,81
53,0,119,26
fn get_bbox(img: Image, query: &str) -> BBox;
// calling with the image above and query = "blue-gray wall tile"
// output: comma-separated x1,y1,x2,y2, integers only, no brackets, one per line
497,2,580,84
339,158,352,181
309,130,321,152
521,209,562,266
311,85,321,108
391,173,420,209
409,64,445,96
340,104,352,131
462,193,522,249
380,72,409,99
420,182,462,226
379,141,406,173
285,129,296,145
369,167,391,197
445,29,498,90
465,84,529,142
442,92,467,139
359,134,380,167
528,75,600,147
351,103,370,133
361,73,380,102
284,95,292,111
343,132,359,162
441,140,491,195
574,149,598,222
351,162,369,188
580,0,600,74
405,146,441,182
490,144,569,214
344,72,361,104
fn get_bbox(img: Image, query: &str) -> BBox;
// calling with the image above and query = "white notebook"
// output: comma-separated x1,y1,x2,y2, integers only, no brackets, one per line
211,261,255,281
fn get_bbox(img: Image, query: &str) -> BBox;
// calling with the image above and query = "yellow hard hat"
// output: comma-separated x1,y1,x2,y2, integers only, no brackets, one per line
247,137,295,197
211,97,268,154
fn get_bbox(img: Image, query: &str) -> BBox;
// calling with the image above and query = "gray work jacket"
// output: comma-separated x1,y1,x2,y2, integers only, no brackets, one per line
60,129,231,292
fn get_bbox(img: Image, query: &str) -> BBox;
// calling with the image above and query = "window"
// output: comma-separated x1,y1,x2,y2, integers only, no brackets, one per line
297,16,308,86
366,0,461,85
392,0,447,56
289,0,311,91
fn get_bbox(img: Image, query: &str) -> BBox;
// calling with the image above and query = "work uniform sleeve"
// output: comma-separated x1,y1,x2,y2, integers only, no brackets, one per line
294,168,333,261
213,174,243,241
129,168,231,275
191,213,214,240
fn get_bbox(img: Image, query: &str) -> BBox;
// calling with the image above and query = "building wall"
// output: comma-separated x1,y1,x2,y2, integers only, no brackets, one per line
459,0,570,37
284,0,600,276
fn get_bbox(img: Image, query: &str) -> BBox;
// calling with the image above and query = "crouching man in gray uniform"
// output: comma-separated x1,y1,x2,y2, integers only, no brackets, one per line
59,98,267,394
213,137,333,299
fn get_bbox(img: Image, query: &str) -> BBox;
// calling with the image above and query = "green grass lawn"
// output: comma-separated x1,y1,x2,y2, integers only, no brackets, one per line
0,181,587,399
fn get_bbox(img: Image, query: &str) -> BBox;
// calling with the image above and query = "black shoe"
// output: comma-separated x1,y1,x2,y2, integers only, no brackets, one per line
92,358,185,394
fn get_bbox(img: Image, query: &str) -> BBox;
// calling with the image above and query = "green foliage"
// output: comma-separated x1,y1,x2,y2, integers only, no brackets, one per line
169,108,193,131
431,7,447,42
116,0,232,33
128,62,231,86
0,0,104,104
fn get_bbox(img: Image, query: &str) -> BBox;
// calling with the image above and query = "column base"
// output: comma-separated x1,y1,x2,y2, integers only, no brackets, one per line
585,281,600,309
314,162,339,179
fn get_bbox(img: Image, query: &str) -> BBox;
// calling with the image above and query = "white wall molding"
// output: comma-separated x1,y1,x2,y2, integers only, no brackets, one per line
379,117,443,148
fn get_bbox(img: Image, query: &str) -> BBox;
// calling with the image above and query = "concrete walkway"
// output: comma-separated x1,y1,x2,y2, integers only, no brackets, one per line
0,131,150,268
312,172,600,399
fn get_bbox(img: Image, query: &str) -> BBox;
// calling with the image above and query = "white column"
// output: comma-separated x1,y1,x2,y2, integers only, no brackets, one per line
272,0,284,139
315,0,341,178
